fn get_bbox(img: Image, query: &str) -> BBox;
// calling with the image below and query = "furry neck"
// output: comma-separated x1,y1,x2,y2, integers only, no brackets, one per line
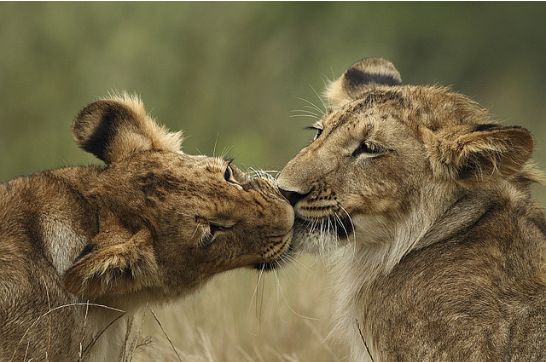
330,184,497,361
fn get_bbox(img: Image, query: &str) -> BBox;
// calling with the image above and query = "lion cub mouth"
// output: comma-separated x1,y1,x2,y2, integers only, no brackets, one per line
279,188,355,240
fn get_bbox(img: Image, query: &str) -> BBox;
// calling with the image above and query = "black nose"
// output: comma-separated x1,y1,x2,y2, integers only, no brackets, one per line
279,188,309,207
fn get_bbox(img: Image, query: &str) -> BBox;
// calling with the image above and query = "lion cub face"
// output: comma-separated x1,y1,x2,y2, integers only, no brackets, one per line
278,58,534,254
62,95,293,301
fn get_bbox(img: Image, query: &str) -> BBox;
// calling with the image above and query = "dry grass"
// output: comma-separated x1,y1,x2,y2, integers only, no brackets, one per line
127,255,349,361
12,257,347,361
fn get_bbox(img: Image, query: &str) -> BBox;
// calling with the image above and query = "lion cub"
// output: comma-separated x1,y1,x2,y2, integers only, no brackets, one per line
278,58,546,361
0,94,293,362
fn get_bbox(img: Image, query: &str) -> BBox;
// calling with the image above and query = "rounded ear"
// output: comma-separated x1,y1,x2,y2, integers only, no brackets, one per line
424,124,535,188
62,227,159,299
72,93,183,164
325,57,402,108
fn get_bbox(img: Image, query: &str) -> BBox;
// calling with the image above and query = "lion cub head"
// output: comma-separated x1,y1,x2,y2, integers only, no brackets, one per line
278,58,537,257
62,95,293,303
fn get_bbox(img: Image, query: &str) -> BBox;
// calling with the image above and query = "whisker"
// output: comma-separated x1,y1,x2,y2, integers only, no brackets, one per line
298,97,325,115
247,168,279,183
319,218,328,255
249,268,266,317
329,215,339,254
279,253,309,277
291,108,321,117
308,218,318,234
220,145,234,160
212,132,220,158
309,84,328,112
289,113,320,120
337,204,359,259
258,271,265,320
303,104,323,112
274,268,318,321
270,268,292,324
334,211,350,240
337,203,357,242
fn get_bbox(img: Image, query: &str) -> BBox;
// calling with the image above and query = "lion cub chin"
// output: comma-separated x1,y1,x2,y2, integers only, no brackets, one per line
279,58,546,361
0,94,293,362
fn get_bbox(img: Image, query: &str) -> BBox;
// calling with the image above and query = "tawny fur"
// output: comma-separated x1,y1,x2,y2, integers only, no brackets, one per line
279,57,546,361
0,94,293,361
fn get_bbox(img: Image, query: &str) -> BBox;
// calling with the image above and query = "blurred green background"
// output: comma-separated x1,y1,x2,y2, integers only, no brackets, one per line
1,2,546,201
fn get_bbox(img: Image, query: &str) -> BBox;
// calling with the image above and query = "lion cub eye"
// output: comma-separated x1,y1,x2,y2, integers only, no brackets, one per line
306,126,323,141
352,142,385,157
224,164,238,184
201,222,234,247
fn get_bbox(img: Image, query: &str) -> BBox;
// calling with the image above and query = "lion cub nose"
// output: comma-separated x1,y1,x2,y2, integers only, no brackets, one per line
279,188,309,207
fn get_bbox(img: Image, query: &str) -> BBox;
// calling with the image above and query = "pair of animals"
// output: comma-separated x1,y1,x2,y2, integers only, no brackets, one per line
2,58,546,361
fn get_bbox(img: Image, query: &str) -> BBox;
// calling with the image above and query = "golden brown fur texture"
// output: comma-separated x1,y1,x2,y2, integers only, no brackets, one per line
0,94,293,361
278,58,546,361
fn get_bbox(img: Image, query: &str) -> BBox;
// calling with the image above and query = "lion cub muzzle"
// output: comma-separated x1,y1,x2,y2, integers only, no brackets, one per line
279,181,354,242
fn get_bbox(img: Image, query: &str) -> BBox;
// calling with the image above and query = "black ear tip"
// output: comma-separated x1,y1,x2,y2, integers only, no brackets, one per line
343,57,402,87
71,98,139,163
325,57,403,108
344,68,402,88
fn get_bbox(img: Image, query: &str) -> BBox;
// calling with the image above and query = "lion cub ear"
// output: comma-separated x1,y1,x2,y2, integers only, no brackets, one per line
424,124,534,188
72,94,183,164
325,57,402,108
62,222,159,299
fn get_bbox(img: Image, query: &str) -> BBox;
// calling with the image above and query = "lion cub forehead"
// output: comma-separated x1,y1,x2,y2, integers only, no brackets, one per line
200,156,228,171
329,85,489,133
322,100,395,137
179,153,227,170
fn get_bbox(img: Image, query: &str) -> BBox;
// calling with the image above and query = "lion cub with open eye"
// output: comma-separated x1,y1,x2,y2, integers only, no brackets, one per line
0,94,293,362
279,58,546,361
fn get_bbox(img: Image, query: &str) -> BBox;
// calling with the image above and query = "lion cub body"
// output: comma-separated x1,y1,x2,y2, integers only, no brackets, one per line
278,58,546,361
0,95,293,361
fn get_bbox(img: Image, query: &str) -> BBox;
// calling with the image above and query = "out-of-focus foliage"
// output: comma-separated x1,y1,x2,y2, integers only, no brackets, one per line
1,2,545,187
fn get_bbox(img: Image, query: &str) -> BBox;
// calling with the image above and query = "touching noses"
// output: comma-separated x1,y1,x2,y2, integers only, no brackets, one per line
279,188,309,207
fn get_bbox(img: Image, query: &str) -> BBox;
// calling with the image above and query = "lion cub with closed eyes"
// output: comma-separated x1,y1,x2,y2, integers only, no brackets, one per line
0,94,293,361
